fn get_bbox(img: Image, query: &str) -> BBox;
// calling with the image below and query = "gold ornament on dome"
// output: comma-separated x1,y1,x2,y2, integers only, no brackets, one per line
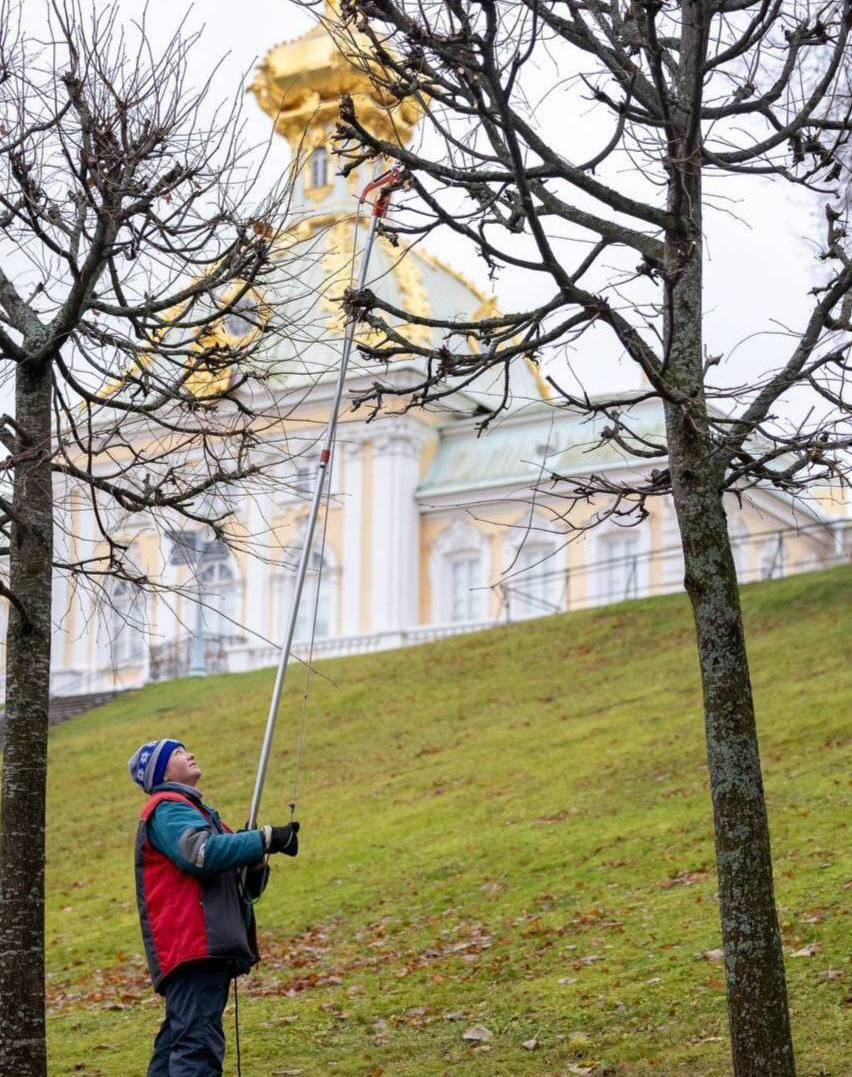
250,4,422,153
101,281,269,402
317,218,433,349
182,282,270,399
379,237,432,347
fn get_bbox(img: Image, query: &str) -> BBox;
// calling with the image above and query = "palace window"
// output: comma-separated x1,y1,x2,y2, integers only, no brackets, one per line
110,579,146,664
223,292,257,339
309,146,329,189
198,545,240,640
273,544,338,644
510,542,561,619
431,518,491,624
599,531,642,603
449,553,483,622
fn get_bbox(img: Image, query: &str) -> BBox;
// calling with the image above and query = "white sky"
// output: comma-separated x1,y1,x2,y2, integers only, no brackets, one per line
3,0,840,421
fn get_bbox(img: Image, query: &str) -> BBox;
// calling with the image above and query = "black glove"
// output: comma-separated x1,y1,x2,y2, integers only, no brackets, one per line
263,821,300,857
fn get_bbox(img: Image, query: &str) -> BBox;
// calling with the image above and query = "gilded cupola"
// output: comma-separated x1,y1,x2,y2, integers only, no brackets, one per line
250,2,420,206
249,3,549,409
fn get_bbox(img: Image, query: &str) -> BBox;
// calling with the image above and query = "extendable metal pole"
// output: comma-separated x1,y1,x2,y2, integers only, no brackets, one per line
246,170,400,829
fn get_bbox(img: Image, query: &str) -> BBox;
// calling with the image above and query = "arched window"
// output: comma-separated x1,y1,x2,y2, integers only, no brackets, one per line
504,515,565,620
273,536,338,644
430,518,491,624
592,524,649,605
198,544,240,640
507,542,563,619
604,533,640,601
222,292,258,340
449,553,482,622
309,146,328,189
110,579,145,664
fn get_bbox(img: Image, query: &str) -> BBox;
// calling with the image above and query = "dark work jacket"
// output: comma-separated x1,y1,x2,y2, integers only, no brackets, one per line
135,786,266,992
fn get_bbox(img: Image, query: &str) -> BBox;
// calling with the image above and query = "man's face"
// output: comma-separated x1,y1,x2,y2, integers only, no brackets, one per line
164,746,202,787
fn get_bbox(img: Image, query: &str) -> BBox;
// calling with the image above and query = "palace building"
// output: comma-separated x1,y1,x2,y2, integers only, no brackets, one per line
29,11,850,699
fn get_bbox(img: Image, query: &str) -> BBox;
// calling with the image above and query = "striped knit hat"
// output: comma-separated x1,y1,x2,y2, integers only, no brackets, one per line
128,739,183,793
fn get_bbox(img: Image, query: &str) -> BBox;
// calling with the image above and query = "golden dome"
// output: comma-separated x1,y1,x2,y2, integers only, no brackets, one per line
250,2,421,150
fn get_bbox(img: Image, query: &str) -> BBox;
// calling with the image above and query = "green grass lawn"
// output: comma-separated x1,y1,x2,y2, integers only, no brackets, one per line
42,567,850,1075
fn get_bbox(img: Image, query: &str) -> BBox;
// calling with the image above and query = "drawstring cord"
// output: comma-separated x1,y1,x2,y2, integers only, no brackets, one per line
233,975,242,1077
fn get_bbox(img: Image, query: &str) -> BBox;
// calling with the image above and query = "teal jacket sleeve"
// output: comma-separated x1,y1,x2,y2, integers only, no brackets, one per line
148,801,265,876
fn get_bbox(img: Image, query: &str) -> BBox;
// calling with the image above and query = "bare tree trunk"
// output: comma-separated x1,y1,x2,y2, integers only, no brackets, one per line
663,61,795,1062
672,469,795,1075
0,358,54,1077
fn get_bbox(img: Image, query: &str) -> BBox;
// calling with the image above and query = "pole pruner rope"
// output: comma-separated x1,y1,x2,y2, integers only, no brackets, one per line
245,164,405,832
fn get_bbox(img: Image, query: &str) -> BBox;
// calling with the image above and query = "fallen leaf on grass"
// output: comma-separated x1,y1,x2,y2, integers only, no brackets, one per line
790,943,821,958
462,1025,493,1042
819,969,843,981
572,954,604,968
660,867,709,889
444,1011,465,1021
703,948,724,962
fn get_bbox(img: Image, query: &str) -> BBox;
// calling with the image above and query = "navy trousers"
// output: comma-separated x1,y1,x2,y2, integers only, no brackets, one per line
147,961,233,1077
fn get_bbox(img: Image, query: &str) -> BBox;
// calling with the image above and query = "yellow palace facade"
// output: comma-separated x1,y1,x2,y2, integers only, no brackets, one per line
37,13,849,697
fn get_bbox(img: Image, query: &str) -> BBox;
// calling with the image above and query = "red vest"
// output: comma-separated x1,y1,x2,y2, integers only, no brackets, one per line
135,790,259,992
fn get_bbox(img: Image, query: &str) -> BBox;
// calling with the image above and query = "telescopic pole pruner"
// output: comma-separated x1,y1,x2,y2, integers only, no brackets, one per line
246,165,404,831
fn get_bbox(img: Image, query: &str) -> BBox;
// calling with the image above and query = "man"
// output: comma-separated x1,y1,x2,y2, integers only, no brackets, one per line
129,738,299,1076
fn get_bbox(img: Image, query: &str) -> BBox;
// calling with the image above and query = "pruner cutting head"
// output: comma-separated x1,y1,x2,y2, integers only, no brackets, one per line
359,164,406,219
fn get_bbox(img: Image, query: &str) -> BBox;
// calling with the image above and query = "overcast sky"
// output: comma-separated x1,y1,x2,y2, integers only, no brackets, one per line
5,0,839,421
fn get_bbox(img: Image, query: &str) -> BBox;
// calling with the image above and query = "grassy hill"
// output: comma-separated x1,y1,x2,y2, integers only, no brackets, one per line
43,568,850,1075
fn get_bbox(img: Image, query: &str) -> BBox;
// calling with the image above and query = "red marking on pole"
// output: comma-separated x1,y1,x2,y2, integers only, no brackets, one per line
358,165,404,219
320,449,331,464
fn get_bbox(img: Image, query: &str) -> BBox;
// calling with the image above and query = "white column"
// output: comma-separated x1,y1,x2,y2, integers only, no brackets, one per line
370,420,425,633
66,487,102,690
341,437,365,636
49,477,73,689
243,490,269,644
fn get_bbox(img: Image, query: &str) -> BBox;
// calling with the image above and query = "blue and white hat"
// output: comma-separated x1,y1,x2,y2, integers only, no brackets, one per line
128,739,183,793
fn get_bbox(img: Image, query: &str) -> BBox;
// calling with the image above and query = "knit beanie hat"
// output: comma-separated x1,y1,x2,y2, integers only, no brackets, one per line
128,738,184,793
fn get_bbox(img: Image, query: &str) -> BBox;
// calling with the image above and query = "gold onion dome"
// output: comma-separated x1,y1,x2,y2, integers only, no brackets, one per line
250,2,421,150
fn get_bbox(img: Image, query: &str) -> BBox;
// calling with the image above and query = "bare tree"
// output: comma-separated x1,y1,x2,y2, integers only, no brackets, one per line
0,4,307,1072
307,1,852,1073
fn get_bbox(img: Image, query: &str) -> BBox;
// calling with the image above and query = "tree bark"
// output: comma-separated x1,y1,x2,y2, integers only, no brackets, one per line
663,12,796,1056
671,463,795,1075
0,357,54,1077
